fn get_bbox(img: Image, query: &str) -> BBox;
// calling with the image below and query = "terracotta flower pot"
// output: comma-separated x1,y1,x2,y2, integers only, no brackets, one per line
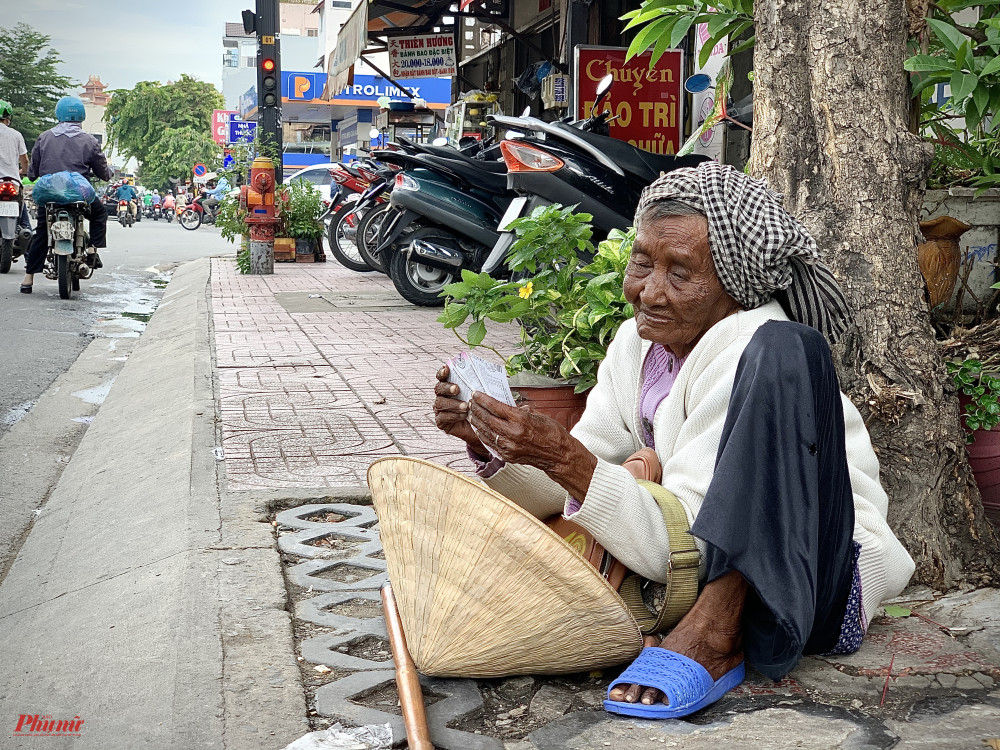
512,384,590,431
917,215,972,308
958,394,1000,528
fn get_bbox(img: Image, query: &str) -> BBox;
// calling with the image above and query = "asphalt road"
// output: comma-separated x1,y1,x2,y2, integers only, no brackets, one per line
0,214,232,435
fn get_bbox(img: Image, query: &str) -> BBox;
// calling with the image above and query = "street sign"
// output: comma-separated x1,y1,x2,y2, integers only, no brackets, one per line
193,163,207,177
211,109,237,146
574,47,684,156
229,119,257,143
223,153,235,169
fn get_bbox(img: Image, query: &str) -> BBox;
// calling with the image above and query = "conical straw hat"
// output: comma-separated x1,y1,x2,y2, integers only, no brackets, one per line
367,456,643,678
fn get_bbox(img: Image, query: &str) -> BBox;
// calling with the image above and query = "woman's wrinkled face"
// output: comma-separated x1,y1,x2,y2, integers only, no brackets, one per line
624,214,741,357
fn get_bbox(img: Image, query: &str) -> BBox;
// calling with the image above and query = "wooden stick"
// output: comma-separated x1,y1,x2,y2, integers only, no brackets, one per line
879,653,895,707
381,582,432,750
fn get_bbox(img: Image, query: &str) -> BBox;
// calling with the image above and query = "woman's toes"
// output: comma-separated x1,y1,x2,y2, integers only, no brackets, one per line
623,683,644,703
609,686,627,702
640,687,665,706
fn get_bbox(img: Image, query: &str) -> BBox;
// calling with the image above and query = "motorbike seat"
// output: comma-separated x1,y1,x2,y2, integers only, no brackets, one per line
553,124,708,184
419,154,508,194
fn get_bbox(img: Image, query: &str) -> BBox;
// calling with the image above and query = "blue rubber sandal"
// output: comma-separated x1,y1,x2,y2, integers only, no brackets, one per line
603,647,745,719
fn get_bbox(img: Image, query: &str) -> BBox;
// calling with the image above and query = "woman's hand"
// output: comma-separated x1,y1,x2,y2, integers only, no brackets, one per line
468,392,597,500
433,365,489,457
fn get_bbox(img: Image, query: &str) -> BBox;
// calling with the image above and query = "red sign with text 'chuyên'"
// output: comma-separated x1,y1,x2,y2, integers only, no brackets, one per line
574,47,684,156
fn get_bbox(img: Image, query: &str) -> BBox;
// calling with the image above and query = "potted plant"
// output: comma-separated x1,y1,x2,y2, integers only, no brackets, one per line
945,350,1000,527
277,180,326,261
438,204,634,428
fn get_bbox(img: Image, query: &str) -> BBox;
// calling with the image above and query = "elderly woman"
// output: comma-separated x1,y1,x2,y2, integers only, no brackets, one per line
432,161,914,719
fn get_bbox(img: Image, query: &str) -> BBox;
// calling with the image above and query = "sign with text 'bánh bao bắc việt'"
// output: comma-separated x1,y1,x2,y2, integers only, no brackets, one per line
388,33,457,79
574,46,684,156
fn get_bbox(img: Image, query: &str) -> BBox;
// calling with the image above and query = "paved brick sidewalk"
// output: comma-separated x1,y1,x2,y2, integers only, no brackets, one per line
211,257,519,490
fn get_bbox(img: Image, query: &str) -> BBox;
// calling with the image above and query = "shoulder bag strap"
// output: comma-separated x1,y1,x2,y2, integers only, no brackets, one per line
618,480,700,634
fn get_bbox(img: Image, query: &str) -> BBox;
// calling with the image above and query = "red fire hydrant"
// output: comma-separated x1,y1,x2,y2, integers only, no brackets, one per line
239,156,280,274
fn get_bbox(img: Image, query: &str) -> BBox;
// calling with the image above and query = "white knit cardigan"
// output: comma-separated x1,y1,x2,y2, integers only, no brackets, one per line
484,301,915,627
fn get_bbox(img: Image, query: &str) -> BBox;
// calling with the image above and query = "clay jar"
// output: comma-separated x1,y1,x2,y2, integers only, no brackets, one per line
917,216,972,308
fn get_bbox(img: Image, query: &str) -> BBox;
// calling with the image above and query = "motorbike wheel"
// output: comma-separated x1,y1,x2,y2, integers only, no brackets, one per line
179,208,202,231
57,254,71,300
327,202,374,273
388,228,458,307
0,238,12,274
357,204,395,274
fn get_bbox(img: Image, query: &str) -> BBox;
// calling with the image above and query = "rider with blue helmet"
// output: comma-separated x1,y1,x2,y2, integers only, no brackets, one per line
21,96,112,293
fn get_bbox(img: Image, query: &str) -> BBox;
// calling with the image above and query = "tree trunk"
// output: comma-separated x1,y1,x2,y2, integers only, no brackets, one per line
751,0,1000,588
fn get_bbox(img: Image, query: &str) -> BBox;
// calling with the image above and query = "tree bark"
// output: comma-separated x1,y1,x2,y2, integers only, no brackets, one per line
751,0,1000,588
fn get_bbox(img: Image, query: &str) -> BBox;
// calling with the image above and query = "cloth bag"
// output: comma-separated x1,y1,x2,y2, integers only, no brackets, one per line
545,448,700,633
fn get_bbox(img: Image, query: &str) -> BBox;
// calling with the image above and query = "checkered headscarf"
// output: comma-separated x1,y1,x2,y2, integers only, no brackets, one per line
636,161,853,343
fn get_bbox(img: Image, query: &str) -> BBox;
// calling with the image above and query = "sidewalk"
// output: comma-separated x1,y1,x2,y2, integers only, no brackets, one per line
211,257,520,490
209,257,1000,749
2,255,998,749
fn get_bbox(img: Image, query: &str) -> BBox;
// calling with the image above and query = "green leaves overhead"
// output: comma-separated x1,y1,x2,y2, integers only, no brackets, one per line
104,74,225,190
0,23,74,152
620,0,753,68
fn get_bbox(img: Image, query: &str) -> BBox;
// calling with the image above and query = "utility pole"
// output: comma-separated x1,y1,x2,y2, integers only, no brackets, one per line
243,0,283,175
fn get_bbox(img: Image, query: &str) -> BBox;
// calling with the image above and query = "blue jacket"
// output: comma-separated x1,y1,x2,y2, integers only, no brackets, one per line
116,184,137,201
206,177,231,199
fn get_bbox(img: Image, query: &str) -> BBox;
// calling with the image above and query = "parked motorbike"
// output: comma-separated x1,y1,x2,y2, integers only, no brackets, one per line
0,178,32,274
117,200,135,227
178,196,217,231
371,139,514,306
481,75,708,273
40,200,96,300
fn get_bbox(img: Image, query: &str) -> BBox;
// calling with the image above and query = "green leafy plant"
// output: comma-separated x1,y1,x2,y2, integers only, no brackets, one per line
215,194,248,244
620,0,753,68
277,179,325,239
948,358,1000,440
235,244,251,274
437,205,635,393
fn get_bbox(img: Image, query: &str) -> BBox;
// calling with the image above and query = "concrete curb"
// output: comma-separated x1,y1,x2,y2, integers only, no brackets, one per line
0,258,306,749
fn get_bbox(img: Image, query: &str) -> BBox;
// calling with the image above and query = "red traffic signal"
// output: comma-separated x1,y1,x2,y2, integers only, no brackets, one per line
261,58,276,72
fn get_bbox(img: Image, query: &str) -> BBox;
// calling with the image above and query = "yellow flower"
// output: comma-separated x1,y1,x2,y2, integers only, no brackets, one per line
518,282,534,299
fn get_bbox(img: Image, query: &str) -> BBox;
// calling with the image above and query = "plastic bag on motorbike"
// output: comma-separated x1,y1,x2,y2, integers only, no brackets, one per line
32,171,97,206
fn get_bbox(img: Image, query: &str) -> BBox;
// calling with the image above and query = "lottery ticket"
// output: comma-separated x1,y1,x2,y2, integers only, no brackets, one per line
466,352,516,407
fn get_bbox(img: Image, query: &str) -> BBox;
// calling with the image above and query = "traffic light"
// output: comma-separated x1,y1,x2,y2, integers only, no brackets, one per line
247,0,282,173
261,57,278,107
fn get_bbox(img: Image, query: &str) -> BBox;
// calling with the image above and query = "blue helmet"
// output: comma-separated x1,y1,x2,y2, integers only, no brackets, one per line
55,96,86,123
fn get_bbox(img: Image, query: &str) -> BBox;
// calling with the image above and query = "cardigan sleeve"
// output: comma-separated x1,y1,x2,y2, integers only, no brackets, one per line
482,322,643,519
840,395,915,624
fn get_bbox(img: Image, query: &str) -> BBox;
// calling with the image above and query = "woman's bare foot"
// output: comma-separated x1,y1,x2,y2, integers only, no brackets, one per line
609,570,748,706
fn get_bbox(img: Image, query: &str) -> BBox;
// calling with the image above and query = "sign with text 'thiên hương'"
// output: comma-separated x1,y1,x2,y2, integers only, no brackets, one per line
388,33,457,79
574,47,684,156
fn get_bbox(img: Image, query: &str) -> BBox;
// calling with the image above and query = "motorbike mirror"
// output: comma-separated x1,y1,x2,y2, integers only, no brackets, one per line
431,137,449,146
368,127,381,139
595,74,614,99
684,74,714,94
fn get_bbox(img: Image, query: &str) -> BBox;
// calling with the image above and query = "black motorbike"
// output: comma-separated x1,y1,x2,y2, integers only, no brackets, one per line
366,138,514,306
481,75,707,273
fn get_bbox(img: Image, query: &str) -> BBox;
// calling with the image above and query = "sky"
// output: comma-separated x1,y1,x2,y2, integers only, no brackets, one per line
4,0,249,92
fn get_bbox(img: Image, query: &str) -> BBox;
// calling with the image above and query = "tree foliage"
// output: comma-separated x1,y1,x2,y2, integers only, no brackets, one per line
0,23,74,151
104,75,224,189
